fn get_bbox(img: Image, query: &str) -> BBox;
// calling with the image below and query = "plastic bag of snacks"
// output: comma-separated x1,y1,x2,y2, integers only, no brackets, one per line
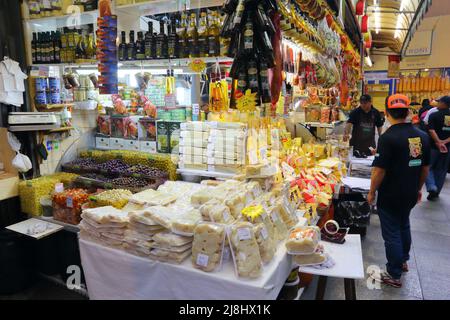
285,226,321,255
192,222,226,272
241,205,276,242
52,188,90,224
228,221,263,278
171,209,202,236
253,223,276,264
88,189,132,209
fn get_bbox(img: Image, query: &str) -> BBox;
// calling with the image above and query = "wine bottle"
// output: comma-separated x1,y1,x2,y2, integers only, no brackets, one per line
187,12,199,57
208,10,220,56
155,21,167,59
231,0,245,30
223,0,238,14
119,31,127,61
242,18,254,54
177,11,189,58
54,31,61,63
136,31,145,60
168,17,178,59
145,21,154,59
31,32,37,64
127,30,136,60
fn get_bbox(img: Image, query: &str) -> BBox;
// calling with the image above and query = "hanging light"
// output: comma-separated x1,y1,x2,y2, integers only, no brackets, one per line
356,0,365,16
361,14,369,33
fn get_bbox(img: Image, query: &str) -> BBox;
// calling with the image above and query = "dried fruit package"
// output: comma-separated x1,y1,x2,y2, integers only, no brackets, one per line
228,222,263,278
192,222,226,272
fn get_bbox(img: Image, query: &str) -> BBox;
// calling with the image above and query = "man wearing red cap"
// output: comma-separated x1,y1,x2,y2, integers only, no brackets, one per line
368,94,431,288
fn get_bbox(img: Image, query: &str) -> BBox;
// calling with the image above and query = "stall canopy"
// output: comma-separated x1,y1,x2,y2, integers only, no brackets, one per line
365,0,432,56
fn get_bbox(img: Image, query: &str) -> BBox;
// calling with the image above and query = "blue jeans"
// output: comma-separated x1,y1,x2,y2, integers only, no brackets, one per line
378,206,412,279
426,149,450,194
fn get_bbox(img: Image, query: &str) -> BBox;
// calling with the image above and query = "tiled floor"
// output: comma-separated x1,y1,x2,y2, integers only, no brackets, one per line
301,176,450,300
2,177,449,300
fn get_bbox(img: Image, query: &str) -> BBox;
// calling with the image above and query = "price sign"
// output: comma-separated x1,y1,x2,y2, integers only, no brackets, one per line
236,89,257,113
189,59,207,73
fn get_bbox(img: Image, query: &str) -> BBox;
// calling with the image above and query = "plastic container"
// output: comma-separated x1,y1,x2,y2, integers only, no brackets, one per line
40,196,53,217
286,226,321,255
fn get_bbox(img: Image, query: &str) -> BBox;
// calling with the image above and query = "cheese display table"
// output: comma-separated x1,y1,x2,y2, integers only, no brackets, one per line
79,238,293,300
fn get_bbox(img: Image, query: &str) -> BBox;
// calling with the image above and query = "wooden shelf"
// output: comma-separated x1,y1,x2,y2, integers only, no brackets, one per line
48,126,74,133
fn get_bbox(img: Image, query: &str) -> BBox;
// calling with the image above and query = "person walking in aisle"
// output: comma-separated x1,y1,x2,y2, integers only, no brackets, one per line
418,99,432,131
368,94,431,288
425,96,450,200
344,94,384,157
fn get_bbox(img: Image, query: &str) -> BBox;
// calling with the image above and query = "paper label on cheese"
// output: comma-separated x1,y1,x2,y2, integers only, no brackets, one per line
55,183,64,193
237,228,252,241
223,210,230,222
66,197,73,208
196,253,209,267
260,227,269,240
271,211,279,222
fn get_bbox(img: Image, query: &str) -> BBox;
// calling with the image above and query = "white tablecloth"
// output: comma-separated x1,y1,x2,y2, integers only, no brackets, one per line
79,238,293,300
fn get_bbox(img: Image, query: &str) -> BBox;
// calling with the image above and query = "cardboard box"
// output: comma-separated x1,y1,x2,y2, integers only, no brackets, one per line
96,135,110,149
139,140,157,153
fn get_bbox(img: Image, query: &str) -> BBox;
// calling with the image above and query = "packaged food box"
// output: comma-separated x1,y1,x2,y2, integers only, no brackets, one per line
168,120,182,153
96,134,110,149
97,115,111,136
111,115,129,138
52,188,90,225
156,121,170,153
138,118,156,141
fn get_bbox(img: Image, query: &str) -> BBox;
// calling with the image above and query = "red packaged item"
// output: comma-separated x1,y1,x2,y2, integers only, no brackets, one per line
97,115,111,136
52,188,90,225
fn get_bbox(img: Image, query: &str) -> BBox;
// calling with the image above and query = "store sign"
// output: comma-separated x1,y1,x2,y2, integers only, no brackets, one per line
405,31,433,57
364,72,388,82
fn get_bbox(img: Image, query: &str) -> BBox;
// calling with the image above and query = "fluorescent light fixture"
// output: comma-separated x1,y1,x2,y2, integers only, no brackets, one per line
375,6,380,34
424,68,429,71
365,56,373,67
395,0,409,38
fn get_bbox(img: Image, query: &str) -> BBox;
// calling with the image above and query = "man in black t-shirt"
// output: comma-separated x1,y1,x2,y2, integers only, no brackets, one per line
425,96,450,200
368,94,431,288
344,94,384,156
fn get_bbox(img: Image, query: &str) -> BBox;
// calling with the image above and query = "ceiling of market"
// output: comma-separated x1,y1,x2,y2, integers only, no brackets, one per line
365,0,427,53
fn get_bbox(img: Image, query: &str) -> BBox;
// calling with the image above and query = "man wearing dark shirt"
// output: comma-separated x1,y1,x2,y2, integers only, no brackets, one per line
368,94,431,288
344,94,384,156
425,96,450,200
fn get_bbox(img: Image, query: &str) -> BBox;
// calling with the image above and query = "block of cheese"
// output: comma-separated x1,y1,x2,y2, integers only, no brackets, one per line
292,244,327,266
171,209,202,236
180,154,207,165
228,222,263,278
190,187,228,207
246,181,263,199
180,130,209,140
121,202,146,213
82,206,129,224
200,200,234,224
192,223,225,272
224,192,245,219
275,197,297,229
253,223,276,264
143,206,176,229
129,189,177,206
286,226,321,254
80,214,128,229
267,206,289,241
150,248,192,264
124,229,154,242
180,121,210,131
128,221,165,234
153,231,193,247
208,121,247,130
128,210,159,226
179,146,207,156
151,242,192,253
179,137,208,148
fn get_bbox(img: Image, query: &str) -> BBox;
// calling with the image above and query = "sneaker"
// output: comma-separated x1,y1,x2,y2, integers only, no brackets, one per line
427,191,438,201
402,262,409,273
380,272,402,288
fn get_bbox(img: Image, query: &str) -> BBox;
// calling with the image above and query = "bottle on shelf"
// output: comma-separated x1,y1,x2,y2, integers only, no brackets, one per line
85,33,95,60
75,30,86,60
54,31,62,63
136,31,145,60
167,17,178,59
243,18,254,55
46,32,52,63
198,10,208,57
259,57,272,116
31,32,37,64
127,30,136,60
155,21,168,59
187,12,199,58
177,12,189,58
144,21,154,59
35,33,41,63
119,31,127,61
208,10,220,57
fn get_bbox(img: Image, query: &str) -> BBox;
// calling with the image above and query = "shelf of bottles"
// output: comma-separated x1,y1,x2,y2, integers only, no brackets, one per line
115,0,224,17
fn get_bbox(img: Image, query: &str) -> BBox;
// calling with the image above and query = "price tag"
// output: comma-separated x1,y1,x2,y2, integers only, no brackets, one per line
223,210,231,223
260,226,269,240
237,228,252,241
236,89,257,113
66,196,73,208
271,211,280,222
196,253,209,267
54,183,64,193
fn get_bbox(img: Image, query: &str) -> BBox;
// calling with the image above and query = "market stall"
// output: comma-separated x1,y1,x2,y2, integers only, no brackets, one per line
7,0,369,300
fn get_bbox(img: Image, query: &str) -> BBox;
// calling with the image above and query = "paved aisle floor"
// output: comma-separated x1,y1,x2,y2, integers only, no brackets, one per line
301,176,450,300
